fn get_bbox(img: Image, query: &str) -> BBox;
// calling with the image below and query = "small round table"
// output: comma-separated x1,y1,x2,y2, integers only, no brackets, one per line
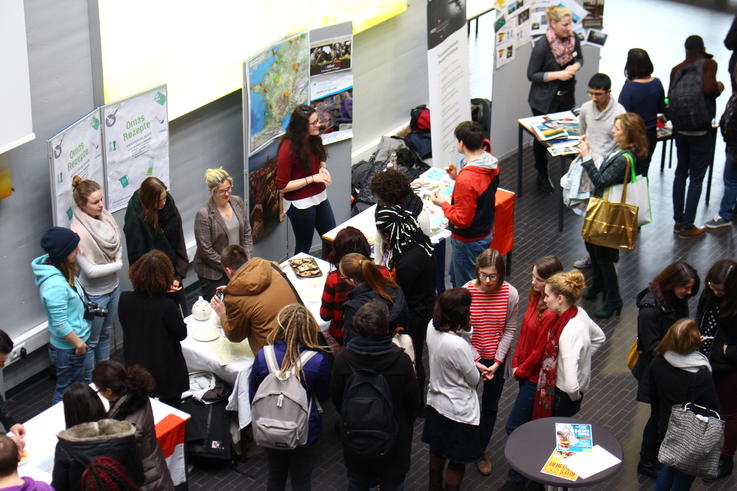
504,417,623,489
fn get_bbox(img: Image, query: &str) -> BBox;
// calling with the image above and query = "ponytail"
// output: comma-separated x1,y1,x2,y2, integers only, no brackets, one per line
92,360,156,398
339,253,398,301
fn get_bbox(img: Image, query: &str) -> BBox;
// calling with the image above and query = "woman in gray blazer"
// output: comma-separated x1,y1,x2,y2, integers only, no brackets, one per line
194,168,254,299
527,5,583,192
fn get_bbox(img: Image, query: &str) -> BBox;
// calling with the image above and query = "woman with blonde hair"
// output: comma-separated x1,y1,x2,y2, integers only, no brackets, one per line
194,168,253,300
527,5,583,191
249,304,331,491
534,269,605,418
338,253,408,343
69,176,122,363
649,319,720,490
579,112,649,318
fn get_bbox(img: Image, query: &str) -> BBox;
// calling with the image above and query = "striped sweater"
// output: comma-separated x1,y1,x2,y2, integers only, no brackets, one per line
464,280,519,364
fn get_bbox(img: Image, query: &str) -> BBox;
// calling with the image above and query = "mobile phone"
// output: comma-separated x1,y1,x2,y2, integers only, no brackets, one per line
702,336,714,340
215,290,224,301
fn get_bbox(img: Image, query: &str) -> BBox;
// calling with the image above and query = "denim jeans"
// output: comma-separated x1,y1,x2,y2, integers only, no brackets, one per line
86,286,120,364
449,234,492,287
48,345,94,404
718,150,737,220
286,199,336,255
505,379,538,483
654,465,695,491
672,132,715,228
346,470,405,491
479,358,506,452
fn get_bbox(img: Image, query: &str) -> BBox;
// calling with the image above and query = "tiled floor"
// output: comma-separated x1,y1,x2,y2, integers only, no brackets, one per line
8,1,737,490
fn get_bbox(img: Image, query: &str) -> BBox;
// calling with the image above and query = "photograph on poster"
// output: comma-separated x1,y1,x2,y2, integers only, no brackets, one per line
514,22,532,47
494,14,507,32
248,139,283,242
517,7,530,24
496,41,515,69
507,1,523,15
586,29,607,47
310,36,352,76
583,0,604,28
310,89,352,135
427,0,466,50
574,26,586,42
530,9,547,36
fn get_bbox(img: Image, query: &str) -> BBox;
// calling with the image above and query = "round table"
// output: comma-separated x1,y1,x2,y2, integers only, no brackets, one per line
504,417,623,488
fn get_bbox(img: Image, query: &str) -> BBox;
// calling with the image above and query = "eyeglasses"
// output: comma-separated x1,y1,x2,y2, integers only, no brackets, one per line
308,120,320,126
587,90,609,97
478,272,499,281
215,186,233,196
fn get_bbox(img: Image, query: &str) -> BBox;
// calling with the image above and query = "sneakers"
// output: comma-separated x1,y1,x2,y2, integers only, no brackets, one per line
705,215,732,230
476,453,492,476
678,226,706,238
573,256,591,269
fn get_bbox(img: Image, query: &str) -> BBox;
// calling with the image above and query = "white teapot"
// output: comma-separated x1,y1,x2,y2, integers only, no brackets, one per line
192,296,212,321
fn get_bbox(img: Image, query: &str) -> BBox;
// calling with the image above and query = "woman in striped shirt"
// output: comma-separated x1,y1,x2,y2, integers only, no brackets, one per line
463,249,519,477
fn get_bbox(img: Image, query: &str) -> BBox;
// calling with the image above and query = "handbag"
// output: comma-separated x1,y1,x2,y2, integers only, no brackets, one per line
627,338,639,372
581,157,639,250
658,402,724,479
392,332,415,364
604,153,652,226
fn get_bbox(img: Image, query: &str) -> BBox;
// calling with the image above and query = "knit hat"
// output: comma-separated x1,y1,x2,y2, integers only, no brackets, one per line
40,227,80,262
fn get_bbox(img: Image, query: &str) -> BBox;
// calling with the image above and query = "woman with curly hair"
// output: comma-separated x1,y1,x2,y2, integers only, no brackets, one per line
276,105,336,254
118,251,188,407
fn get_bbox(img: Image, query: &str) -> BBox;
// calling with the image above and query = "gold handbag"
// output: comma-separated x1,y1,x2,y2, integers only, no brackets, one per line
581,158,639,250
627,338,639,372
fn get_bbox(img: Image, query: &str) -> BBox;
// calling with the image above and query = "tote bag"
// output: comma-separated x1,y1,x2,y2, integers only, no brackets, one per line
605,153,652,226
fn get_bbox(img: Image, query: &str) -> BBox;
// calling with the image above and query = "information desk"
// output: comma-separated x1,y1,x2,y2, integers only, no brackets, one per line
21,395,190,486
504,417,622,489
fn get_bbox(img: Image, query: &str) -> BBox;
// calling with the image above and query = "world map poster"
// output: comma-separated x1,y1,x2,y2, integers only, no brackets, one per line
246,32,310,155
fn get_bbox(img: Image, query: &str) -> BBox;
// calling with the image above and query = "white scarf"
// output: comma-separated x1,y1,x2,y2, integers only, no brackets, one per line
70,205,121,264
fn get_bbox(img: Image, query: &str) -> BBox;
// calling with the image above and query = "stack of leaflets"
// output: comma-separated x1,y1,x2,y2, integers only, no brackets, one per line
533,118,581,142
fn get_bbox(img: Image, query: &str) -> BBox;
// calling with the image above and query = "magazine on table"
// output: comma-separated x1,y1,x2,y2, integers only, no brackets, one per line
540,450,579,481
555,423,593,453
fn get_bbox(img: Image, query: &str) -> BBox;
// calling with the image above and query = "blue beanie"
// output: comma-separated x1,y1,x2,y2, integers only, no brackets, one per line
40,227,80,263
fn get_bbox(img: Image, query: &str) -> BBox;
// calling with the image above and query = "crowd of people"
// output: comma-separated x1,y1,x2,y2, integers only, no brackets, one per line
1,3,734,491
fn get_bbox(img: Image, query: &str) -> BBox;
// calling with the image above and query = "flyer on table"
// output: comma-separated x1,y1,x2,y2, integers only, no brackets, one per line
555,423,594,453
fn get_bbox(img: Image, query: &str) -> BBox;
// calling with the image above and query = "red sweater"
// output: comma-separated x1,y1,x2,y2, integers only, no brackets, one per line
276,139,326,201
511,291,556,383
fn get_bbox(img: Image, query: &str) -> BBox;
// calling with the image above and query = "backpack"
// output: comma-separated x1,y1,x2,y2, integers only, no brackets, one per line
340,360,398,458
668,59,714,131
251,345,318,450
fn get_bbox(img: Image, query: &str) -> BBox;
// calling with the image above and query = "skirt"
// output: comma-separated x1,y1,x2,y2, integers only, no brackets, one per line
422,405,482,464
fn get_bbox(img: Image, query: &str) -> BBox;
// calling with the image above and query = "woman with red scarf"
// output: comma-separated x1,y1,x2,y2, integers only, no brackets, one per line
534,269,606,418
527,5,583,192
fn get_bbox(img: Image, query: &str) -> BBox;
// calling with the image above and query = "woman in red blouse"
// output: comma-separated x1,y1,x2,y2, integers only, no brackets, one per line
276,104,336,254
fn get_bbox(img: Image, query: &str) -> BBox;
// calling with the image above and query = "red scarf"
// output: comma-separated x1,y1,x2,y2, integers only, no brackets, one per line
546,27,575,66
532,305,578,419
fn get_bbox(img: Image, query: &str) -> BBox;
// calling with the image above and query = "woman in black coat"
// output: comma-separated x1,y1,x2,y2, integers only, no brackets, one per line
634,261,700,478
697,259,737,480
526,5,583,191
649,319,720,490
118,250,188,407
331,300,419,489
375,204,436,395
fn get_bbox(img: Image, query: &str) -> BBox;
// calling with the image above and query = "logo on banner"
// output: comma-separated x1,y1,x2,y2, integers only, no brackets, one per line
91,117,100,131
155,92,167,106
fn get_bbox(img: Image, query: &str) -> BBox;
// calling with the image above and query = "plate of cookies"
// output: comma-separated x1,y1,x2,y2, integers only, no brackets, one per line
288,257,323,278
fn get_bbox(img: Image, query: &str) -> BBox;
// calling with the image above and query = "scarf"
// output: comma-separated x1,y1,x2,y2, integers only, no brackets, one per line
513,291,556,381
347,335,395,354
546,27,576,67
664,350,712,373
532,305,579,419
374,204,433,270
71,205,121,263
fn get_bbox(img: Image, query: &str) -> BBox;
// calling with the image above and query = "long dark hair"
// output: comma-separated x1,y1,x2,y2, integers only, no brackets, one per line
327,226,371,267
63,382,106,428
650,261,700,308
703,259,737,318
281,104,326,172
624,48,654,80
138,177,167,233
529,256,563,314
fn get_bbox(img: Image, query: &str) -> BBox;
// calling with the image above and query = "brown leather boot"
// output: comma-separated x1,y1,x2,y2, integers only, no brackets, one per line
476,453,492,476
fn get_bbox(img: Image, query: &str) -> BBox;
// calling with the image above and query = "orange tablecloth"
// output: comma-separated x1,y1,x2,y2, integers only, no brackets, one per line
491,188,515,255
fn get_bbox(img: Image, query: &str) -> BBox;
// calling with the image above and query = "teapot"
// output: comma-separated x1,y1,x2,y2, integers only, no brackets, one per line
192,296,212,321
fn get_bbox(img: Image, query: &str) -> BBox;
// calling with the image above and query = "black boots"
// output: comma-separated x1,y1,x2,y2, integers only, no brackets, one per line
536,174,554,193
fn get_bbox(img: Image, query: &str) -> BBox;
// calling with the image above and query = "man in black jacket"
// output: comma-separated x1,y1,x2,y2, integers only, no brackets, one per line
331,300,419,490
0,331,24,439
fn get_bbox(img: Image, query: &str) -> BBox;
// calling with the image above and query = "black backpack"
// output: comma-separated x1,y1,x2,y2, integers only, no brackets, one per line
668,59,715,131
340,362,398,458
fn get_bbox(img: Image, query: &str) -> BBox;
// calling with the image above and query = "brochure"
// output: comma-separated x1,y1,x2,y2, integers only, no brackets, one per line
533,122,568,141
555,423,593,453
540,450,579,481
562,444,622,479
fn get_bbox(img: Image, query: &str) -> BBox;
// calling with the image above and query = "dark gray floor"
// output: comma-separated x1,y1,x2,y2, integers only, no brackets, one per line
8,140,737,490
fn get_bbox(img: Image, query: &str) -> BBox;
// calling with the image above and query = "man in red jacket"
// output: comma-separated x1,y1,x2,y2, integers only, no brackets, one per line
432,121,499,287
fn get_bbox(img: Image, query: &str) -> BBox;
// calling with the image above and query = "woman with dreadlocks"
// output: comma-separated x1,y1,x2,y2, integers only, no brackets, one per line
248,304,331,491
375,204,436,394
81,457,141,491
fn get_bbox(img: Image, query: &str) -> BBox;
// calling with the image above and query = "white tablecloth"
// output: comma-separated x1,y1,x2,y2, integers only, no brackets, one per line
279,253,331,332
21,396,190,485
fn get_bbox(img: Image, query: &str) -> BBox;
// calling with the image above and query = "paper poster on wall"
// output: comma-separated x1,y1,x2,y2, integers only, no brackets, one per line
102,86,170,213
310,70,353,101
0,160,13,200
311,88,353,145
583,0,604,28
310,36,352,76
585,29,607,47
247,139,284,242
48,109,105,225
246,32,310,155
495,38,516,69
427,0,470,168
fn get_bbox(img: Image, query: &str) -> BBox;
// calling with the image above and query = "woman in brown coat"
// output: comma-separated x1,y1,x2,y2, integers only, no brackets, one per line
194,168,253,300
93,360,175,491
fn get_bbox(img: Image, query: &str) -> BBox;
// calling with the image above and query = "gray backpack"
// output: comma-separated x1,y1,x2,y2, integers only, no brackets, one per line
251,345,317,450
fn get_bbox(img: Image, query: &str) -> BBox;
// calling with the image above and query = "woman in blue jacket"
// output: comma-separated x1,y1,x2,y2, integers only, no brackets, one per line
31,227,93,403
248,304,331,491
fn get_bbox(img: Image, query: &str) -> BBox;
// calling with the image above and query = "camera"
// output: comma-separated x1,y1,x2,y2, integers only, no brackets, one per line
83,301,109,321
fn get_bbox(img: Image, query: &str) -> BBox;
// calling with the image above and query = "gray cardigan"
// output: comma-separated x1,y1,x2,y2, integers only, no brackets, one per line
527,36,584,113
193,195,253,280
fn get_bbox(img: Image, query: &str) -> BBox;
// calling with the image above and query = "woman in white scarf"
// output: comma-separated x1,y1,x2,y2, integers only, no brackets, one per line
69,176,123,363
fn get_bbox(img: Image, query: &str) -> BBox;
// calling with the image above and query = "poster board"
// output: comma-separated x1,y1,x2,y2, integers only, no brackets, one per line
102,86,170,213
47,109,105,226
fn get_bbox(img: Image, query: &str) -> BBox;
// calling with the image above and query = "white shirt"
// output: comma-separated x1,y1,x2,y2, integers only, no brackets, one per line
556,307,606,400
